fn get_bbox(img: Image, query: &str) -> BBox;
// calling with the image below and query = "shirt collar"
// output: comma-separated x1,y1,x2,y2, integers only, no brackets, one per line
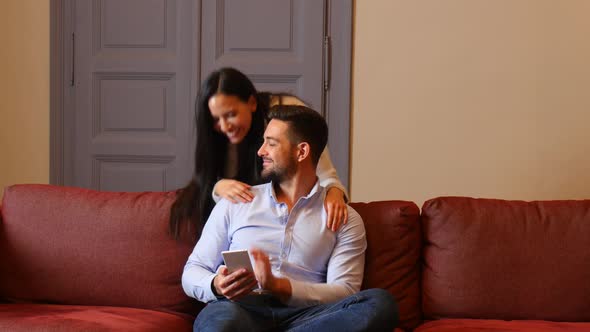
267,179,324,204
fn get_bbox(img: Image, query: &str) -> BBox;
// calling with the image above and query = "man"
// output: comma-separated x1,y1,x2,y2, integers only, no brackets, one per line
182,105,398,331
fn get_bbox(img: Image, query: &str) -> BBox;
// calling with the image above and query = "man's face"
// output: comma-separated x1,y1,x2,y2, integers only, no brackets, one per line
257,119,298,182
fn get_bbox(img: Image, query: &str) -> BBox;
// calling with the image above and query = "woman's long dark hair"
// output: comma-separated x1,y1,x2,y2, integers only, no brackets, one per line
169,67,272,240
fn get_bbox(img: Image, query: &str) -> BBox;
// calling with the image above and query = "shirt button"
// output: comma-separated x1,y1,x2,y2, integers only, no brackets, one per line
281,253,287,259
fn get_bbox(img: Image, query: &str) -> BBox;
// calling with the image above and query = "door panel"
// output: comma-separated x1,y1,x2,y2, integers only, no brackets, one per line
201,0,324,109
73,0,194,191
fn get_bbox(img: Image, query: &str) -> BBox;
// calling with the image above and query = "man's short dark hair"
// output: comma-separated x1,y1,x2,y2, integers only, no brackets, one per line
267,105,328,165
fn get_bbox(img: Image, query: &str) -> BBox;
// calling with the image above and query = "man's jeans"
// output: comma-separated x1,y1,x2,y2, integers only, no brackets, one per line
193,288,398,332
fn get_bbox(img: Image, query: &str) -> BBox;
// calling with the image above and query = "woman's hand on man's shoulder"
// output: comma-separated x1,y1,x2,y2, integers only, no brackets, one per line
214,179,255,204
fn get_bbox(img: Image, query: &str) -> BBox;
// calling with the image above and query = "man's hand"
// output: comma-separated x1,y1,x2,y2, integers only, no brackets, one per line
251,248,292,302
213,266,258,301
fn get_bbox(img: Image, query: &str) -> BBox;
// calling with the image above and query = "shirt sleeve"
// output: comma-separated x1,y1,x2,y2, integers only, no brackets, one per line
316,148,349,201
181,200,232,303
286,206,366,306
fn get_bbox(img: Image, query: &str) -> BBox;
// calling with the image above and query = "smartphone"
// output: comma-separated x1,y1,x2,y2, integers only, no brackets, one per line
221,249,254,274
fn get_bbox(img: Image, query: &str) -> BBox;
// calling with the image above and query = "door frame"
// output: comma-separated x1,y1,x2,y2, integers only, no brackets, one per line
50,0,67,186
50,0,353,189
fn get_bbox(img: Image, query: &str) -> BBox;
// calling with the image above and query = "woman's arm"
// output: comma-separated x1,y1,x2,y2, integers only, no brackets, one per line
316,148,348,200
316,147,349,231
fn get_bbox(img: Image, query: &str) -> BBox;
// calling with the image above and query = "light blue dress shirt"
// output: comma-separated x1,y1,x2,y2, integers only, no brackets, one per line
181,181,366,307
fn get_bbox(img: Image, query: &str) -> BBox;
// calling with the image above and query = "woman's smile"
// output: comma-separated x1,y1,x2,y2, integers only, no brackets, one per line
208,93,257,144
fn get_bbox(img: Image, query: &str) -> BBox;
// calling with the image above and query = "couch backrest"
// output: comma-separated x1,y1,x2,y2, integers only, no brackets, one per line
0,184,202,316
350,200,422,331
421,197,590,322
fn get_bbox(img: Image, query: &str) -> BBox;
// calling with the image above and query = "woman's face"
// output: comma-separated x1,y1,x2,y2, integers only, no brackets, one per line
208,93,257,144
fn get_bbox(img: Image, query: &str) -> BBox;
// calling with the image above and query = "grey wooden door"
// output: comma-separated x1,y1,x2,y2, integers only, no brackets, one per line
71,0,195,191
201,0,324,110
60,0,348,192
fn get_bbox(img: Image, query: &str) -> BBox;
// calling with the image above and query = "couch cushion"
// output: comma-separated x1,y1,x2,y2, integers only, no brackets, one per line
414,318,590,332
421,197,590,322
0,304,192,331
0,184,202,316
350,200,422,331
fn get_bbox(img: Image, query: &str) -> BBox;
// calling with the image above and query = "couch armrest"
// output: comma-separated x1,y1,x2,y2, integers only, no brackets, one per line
350,200,422,331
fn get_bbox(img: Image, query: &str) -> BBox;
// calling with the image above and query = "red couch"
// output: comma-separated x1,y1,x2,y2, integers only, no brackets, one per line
1,184,589,331
354,197,590,331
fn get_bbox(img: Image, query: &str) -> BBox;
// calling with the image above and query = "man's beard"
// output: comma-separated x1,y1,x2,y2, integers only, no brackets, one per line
260,157,297,183
260,168,282,183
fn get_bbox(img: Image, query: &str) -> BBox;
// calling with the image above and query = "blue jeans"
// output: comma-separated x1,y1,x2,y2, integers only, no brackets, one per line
193,288,398,332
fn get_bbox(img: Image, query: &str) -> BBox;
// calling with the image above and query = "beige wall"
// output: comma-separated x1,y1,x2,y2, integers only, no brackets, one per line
0,1,50,197
351,1,590,207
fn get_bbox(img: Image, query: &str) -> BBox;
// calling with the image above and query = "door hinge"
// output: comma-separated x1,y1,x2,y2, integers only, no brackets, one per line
323,35,331,91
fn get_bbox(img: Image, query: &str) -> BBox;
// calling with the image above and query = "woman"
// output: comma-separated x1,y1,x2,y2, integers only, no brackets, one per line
170,67,348,239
